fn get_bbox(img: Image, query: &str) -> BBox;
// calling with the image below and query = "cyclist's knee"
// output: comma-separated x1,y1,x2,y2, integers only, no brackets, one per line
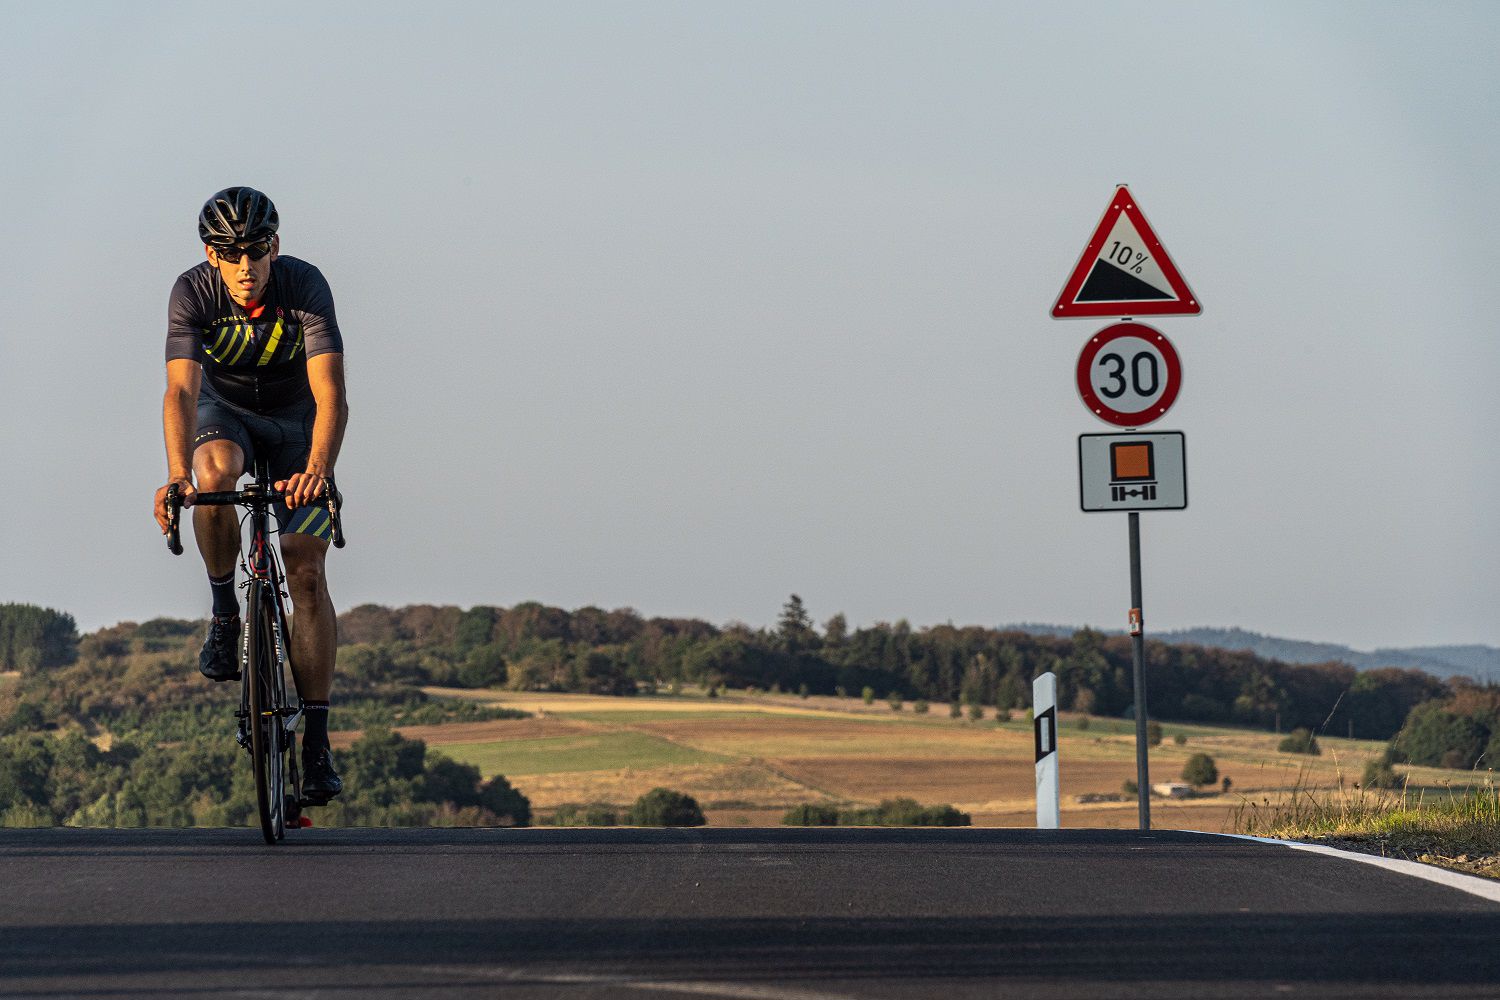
193,440,244,490
281,537,329,600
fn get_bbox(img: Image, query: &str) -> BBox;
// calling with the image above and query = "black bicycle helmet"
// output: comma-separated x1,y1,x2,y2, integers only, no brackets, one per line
198,187,279,246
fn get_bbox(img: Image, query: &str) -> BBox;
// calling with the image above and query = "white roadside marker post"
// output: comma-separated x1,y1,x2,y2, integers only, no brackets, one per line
1034,672,1060,829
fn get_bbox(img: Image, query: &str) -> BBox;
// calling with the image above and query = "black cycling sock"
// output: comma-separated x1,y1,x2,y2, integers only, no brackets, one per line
209,572,238,618
303,702,331,751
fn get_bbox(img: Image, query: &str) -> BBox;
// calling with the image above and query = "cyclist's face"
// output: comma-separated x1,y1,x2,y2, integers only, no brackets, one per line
206,235,278,306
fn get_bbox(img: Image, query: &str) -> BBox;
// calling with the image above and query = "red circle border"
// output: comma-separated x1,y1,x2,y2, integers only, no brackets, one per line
1075,322,1182,428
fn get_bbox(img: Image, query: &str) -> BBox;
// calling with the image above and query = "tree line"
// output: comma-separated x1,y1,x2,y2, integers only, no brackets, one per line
332,595,1451,742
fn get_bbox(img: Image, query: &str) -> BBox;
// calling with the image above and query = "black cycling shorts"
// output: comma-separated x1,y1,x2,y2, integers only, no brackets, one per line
193,388,334,541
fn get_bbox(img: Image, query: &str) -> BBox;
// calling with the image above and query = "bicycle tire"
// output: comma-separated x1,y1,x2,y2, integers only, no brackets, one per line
246,582,285,844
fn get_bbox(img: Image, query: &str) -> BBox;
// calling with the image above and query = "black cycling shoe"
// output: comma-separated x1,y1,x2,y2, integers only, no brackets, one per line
301,745,344,804
198,615,241,682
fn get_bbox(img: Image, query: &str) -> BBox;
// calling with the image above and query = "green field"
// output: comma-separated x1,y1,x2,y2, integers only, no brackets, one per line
438,729,731,776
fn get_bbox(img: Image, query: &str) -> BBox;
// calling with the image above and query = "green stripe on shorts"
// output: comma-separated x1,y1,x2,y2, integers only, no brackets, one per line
288,506,332,539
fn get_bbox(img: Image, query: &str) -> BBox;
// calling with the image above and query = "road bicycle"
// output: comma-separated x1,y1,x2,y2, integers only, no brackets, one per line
165,459,344,844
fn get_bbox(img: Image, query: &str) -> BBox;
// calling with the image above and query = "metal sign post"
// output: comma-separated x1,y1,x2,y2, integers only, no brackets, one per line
1034,672,1060,829
1128,514,1150,830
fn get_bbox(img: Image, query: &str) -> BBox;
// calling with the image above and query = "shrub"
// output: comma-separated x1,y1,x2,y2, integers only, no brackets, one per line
1393,701,1487,769
798,683,810,699
949,702,962,719
1182,753,1218,787
782,803,839,826
1075,716,1090,732
839,798,970,827
835,686,847,699
1361,758,1403,790
967,703,983,722
1173,732,1187,745
1122,779,1138,797
861,686,875,706
627,788,705,827
1278,727,1321,755
477,774,532,826
549,802,619,826
994,709,1011,724
1147,721,1163,747
887,692,903,711
913,699,929,714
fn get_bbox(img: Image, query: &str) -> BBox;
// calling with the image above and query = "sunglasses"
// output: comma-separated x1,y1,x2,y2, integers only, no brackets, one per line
212,239,274,264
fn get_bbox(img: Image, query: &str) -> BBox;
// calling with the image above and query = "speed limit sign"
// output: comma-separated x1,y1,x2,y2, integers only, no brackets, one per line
1075,322,1182,427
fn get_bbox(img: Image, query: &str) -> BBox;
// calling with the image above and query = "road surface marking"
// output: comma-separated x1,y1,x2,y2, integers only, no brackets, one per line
1203,832,1500,904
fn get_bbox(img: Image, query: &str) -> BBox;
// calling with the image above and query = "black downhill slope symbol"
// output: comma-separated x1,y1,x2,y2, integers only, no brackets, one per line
1076,260,1174,302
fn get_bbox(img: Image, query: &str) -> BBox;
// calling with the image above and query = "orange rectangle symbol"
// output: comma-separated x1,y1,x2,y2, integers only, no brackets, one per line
1111,442,1154,480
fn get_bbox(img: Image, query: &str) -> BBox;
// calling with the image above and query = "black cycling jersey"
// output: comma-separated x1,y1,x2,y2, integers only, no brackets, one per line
166,256,343,412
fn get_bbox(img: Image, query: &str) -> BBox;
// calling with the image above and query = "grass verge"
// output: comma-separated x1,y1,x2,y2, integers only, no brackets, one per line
1234,778,1500,881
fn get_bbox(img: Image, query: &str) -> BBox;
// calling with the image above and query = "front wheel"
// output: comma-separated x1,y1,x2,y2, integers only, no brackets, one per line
246,582,286,844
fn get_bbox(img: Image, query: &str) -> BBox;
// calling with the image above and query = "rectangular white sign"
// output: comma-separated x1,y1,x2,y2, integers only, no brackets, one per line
1078,431,1187,512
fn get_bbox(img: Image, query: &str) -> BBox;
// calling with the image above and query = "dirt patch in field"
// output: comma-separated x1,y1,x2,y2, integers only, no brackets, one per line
328,715,591,750
769,755,1145,811
635,714,1034,760
420,688,861,720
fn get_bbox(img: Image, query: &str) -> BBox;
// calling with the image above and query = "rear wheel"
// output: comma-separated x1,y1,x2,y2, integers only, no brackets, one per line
246,583,285,844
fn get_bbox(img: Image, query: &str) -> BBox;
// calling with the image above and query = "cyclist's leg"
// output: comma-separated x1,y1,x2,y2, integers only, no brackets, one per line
191,398,253,681
279,533,334,701
258,395,337,703
191,392,253,580
190,438,246,576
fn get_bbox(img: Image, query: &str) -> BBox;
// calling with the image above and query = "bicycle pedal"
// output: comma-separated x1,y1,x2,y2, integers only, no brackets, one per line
299,793,334,808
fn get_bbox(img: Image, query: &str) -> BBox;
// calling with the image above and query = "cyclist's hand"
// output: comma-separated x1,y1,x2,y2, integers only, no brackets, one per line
154,477,195,533
277,470,328,510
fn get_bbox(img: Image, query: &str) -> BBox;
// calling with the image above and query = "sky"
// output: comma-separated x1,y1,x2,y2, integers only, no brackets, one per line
2,2,1497,650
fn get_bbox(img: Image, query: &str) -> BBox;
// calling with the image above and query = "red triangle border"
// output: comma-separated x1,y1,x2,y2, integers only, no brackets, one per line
1052,187,1201,318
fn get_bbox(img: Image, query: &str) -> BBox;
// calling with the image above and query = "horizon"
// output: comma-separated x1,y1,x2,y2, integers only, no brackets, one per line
42,596,1497,660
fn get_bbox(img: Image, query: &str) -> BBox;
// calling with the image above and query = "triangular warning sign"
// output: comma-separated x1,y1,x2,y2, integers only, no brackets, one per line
1052,186,1201,318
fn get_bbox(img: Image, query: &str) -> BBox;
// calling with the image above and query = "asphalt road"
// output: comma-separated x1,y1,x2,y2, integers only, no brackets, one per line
1,827,1497,1000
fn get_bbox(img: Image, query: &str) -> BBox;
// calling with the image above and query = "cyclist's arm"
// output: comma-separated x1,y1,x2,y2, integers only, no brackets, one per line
280,352,347,509
155,359,201,531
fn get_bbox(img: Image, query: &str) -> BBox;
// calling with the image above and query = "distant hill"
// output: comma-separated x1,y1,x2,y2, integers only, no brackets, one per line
1001,624,1500,683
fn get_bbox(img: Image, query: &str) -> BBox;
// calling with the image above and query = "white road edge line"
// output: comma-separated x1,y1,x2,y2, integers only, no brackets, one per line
1198,831,1500,905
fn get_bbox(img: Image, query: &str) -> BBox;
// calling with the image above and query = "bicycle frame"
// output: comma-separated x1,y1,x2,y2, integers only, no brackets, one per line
240,467,299,841
164,459,344,843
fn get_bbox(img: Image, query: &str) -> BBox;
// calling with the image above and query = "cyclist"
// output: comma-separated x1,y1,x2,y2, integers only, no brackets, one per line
152,186,348,801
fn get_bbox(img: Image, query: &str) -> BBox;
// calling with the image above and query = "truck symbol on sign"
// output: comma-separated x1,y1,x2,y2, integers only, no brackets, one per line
1109,441,1157,502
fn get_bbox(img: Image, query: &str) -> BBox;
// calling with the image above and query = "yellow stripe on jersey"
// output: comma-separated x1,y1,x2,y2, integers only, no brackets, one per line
209,326,230,357
227,326,252,365
256,318,284,366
